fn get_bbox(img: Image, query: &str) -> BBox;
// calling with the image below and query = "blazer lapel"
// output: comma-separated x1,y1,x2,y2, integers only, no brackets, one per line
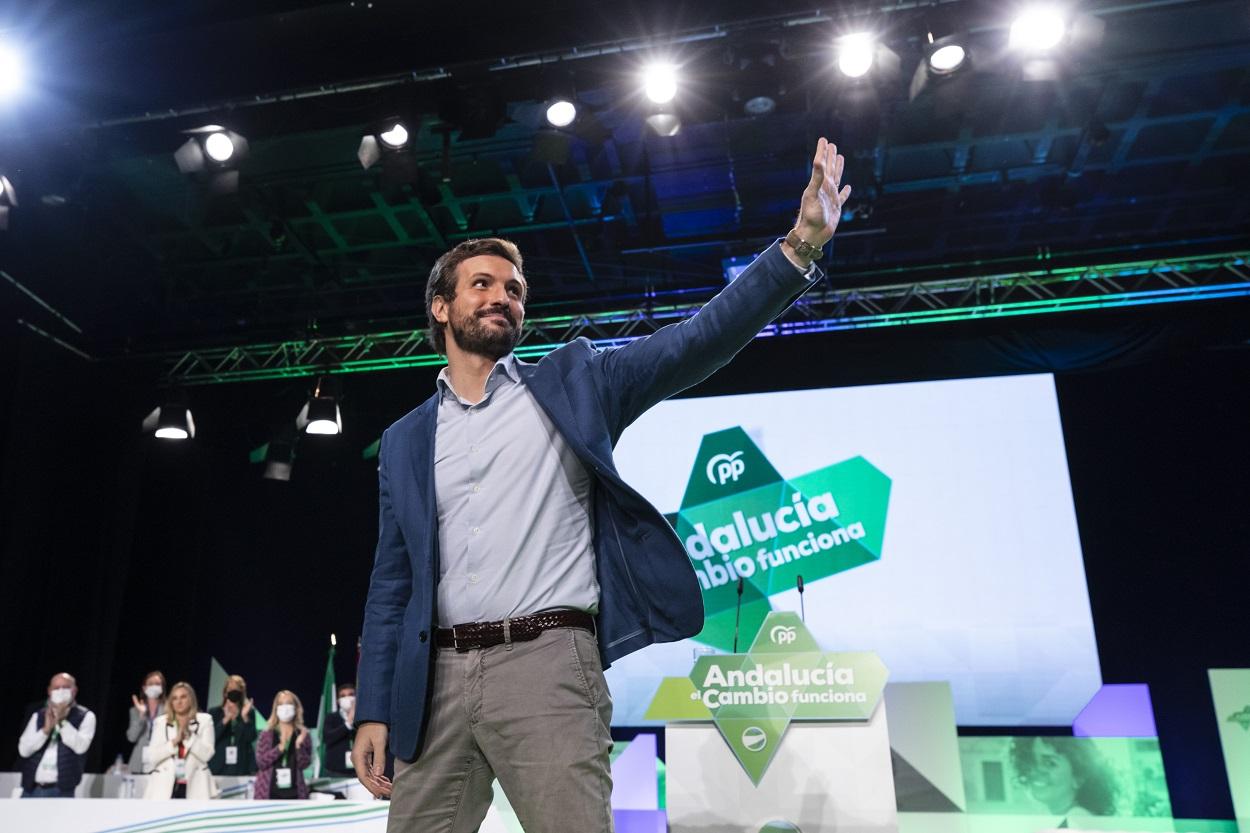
405,396,439,530
518,360,592,460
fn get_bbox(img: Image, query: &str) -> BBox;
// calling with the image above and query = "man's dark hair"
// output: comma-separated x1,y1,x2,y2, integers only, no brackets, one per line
336,683,356,696
424,238,524,354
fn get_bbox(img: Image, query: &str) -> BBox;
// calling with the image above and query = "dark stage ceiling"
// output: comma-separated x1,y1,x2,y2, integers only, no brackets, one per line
0,0,1248,381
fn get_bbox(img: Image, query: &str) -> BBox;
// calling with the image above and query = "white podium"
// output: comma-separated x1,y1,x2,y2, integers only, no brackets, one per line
666,700,898,833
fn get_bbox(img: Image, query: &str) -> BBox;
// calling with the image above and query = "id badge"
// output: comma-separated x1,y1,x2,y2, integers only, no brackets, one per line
174,757,187,781
275,767,293,789
225,746,238,766
345,750,353,770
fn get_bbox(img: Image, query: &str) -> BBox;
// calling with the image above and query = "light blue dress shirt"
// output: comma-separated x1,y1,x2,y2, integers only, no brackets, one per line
433,353,599,627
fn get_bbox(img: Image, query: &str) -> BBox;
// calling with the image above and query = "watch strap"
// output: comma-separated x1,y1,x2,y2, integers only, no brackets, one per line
785,228,823,263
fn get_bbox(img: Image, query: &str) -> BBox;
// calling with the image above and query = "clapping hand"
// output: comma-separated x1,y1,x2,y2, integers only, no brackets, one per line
131,694,145,715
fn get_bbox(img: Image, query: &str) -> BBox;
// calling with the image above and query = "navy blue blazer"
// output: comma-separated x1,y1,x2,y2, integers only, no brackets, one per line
357,241,821,761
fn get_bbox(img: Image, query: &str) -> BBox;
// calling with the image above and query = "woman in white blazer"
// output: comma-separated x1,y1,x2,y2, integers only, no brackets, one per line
142,681,216,799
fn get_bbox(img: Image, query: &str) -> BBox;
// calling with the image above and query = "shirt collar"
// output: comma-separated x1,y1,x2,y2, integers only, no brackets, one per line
436,353,520,404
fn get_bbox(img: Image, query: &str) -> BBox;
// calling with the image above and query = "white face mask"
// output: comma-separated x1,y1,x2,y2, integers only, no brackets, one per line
49,688,73,706
276,704,297,723
144,685,163,700
338,696,355,712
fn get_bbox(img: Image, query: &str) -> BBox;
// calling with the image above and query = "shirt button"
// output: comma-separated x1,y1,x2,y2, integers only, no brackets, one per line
472,484,481,493
471,527,480,535
468,573,480,584
470,444,478,453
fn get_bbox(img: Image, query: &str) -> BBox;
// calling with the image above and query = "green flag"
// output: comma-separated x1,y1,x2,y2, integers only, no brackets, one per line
315,635,337,777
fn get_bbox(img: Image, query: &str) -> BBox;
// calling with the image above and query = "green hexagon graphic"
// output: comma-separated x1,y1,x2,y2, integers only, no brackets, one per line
673,427,891,651
655,612,889,784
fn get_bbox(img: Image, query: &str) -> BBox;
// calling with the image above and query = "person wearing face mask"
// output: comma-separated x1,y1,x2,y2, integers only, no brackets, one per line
254,690,313,800
320,683,358,778
208,674,257,776
143,681,215,800
125,670,167,774
17,672,97,797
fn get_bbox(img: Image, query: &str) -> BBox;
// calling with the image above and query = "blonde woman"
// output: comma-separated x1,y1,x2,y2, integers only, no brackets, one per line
143,682,215,799
253,690,312,800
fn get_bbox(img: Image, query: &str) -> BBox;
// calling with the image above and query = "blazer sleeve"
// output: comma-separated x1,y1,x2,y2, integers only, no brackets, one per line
126,707,145,743
322,714,350,746
295,734,313,769
593,241,821,438
356,428,414,726
145,716,175,766
187,714,215,764
255,730,284,769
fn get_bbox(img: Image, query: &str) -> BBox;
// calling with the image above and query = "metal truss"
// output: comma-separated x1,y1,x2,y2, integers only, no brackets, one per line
152,249,1250,385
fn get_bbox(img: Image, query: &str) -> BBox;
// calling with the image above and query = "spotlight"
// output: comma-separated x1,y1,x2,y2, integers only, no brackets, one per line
358,117,418,181
204,131,235,163
545,99,577,128
379,122,409,149
837,33,876,78
295,379,342,436
645,110,681,137
300,397,342,435
174,125,249,195
642,63,678,104
142,401,196,440
0,41,24,98
732,42,784,117
0,175,16,230
1009,6,1067,52
929,44,966,74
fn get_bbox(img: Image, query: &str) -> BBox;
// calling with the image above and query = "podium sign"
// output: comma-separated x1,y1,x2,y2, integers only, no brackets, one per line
648,611,887,784
649,611,895,831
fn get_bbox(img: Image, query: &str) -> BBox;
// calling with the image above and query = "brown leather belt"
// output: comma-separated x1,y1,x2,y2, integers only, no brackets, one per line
435,609,595,652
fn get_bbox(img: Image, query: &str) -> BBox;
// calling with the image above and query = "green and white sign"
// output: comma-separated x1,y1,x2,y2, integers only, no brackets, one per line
647,611,888,784
666,427,891,651
1209,668,1250,825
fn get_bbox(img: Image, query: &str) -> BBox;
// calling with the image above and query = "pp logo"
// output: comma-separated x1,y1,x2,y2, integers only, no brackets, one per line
741,726,768,753
769,626,797,645
706,451,746,486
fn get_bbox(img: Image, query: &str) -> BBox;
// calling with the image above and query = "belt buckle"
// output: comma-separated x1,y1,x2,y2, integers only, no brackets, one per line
452,625,471,653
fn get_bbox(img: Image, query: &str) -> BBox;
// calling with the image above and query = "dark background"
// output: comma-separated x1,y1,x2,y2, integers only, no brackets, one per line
0,0,1248,821
2,296,1248,818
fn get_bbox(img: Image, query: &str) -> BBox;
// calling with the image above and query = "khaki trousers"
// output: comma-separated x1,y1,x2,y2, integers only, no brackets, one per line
387,627,615,833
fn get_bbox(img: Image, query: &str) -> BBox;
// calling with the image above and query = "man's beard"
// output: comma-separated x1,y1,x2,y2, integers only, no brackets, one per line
448,306,521,360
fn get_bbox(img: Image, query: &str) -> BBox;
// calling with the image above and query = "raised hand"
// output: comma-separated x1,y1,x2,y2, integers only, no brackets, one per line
132,695,145,715
795,137,852,248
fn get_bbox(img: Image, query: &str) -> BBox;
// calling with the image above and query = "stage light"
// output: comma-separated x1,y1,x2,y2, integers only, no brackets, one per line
203,131,235,163
379,122,409,149
300,397,342,435
0,41,23,98
296,379,342,436
174,125,249,194
929,44,966,73
263,438,295,480
837,33,876,78
358,117,418,180
545,99,577,128
1010,6,1066,52
142,402,196,440
0,175,16,230
645,110,681,137
909,34,972,99
642,63,678,104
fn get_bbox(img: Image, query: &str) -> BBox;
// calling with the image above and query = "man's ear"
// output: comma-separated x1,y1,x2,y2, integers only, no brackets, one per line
431,295,449,325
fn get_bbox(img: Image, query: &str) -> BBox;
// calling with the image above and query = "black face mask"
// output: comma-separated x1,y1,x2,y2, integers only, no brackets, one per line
226,690,243,704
